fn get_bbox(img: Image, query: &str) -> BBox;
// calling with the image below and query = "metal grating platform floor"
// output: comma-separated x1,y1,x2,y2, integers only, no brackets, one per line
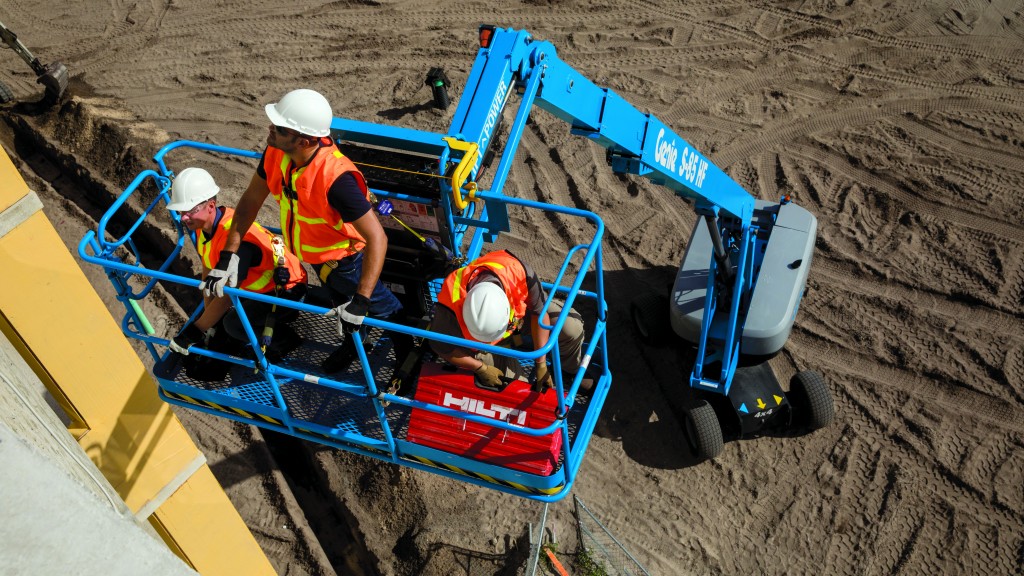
154,310,595,463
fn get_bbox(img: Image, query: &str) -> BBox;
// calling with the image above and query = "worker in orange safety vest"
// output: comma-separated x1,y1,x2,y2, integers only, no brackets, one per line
430,249,587,392
203,88,407,374
167,167,306,364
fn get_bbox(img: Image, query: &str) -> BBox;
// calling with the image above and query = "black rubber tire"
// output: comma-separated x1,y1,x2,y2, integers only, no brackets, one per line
630,291,670,346
0,81,13,105
684,400,724,461
790,370,834,430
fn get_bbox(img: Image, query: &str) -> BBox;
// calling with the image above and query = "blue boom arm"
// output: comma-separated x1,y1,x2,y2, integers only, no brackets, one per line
450,26,755,225
449,26,757,389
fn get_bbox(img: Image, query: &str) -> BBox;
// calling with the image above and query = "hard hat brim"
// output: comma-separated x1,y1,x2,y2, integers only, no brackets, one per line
166,199,194,211
467,326,506,343
167,188,218,211
166,196,215,211
265,103,288,129
265,103,331,138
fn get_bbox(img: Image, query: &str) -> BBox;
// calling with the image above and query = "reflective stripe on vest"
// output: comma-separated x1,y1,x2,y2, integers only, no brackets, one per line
197,207,306,293
449,261,506,304
438,251,529,345
265,143,368,264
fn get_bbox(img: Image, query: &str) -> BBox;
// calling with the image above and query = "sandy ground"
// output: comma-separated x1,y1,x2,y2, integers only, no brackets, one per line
3,1,1024,575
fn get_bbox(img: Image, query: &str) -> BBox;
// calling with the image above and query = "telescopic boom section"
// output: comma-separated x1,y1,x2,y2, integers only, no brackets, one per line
450,25,755,228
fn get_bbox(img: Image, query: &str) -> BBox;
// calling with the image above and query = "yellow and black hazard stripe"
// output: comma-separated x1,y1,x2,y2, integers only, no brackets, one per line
295,427,335,443
294,428,391,457
407,455,564,496
162,389,283,427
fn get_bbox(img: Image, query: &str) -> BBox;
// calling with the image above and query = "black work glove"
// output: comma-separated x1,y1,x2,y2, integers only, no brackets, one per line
328,293,370,336
200,250,239,297
273,266,290,288
474,364,503,390
169,324,205,355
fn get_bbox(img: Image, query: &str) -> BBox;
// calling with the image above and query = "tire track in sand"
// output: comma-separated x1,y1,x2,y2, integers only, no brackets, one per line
843,396,1024,543
811,257,1024,338
635,0,1024,107
792,326,1022,433
787,143,1024,245
758,3,1024,67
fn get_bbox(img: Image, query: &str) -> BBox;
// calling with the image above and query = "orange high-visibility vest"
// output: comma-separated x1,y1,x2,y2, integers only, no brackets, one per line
198,207,306,293
264,140,370,264
437,250,530,345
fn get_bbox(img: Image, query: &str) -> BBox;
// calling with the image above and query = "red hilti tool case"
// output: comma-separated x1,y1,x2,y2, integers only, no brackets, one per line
407,363,563,475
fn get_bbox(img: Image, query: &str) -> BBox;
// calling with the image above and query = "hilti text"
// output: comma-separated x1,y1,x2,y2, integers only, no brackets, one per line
443,392,528,425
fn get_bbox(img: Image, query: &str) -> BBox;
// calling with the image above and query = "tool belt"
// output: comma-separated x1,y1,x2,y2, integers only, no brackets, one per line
318,260,336,284
317,252,360,285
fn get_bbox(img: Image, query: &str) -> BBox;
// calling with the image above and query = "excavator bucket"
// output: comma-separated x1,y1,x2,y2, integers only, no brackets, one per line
0,20,69,105
35,61,68,103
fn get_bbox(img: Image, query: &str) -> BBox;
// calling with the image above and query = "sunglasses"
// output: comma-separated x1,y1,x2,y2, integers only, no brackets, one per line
273,124,302,138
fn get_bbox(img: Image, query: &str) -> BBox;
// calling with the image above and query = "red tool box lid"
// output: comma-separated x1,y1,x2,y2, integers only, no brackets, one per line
407,363,564,476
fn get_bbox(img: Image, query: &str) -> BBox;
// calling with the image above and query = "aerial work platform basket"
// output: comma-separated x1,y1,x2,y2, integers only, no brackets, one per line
79,137,610,502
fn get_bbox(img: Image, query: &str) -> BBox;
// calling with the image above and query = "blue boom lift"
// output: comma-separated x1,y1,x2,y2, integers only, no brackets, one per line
80,25,831,506
448,25,832,460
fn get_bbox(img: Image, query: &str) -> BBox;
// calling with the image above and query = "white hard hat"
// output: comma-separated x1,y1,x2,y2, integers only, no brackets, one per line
265,88,333,138
167,167,220,211
463,281,511,342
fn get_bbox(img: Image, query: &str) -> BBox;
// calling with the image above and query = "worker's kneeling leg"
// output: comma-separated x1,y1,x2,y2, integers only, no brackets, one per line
221,302,273,343
548,303,585,373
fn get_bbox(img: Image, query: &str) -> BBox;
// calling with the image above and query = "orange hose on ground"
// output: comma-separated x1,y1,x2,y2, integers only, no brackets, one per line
545,548,569,576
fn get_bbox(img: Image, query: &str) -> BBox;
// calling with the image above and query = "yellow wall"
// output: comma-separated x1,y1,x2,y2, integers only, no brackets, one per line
0,145,275,575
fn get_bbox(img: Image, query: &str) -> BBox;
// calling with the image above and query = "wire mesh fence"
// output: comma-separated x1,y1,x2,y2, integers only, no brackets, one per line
573,495,651,576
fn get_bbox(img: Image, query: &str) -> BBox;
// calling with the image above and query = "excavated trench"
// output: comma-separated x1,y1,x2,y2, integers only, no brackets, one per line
1,100,382,576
